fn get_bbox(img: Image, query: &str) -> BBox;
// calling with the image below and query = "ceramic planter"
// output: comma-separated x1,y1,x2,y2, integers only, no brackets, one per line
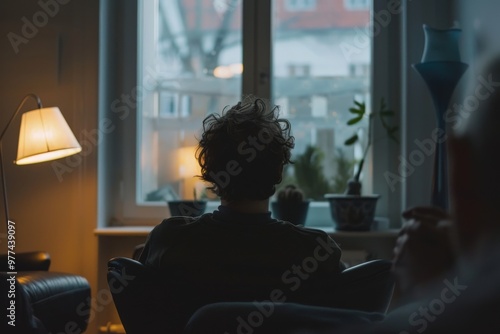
271,201,310,226
324,194,380,231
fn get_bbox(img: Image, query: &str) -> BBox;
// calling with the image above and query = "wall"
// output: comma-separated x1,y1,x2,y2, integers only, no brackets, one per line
0,0,99,333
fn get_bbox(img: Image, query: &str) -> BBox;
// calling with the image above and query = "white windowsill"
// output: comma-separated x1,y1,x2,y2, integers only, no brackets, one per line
95,200,397,237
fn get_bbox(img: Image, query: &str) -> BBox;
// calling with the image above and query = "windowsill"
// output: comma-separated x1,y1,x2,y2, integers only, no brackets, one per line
94,226,153,236
94,226,399,237
97,201,395,235
95,199,398,238
209,201,392,229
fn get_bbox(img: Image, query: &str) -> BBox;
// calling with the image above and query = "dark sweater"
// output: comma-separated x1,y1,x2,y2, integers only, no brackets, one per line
138,206,345,332
140,206,343,290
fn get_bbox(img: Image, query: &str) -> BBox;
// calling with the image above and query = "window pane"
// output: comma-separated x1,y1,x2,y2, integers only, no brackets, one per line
272,0,371,199
138,0,242,203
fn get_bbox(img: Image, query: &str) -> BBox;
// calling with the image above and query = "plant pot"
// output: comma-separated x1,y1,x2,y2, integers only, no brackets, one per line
324,194,380,231
167,200,207,217
271,201,310,226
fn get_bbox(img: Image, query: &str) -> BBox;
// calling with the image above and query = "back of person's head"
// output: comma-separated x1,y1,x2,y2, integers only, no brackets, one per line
196,97,294,201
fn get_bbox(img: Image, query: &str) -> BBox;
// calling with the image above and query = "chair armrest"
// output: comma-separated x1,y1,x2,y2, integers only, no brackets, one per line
132,244,145,261
0,271,90,333
17,271,91,333
108,257,177,334
335,259,395,313
0,251,51,271
108,257,145,274
341,259,393,282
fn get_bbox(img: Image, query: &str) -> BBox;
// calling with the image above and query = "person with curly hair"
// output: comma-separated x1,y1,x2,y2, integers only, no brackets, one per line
138,97,345,331
196,98,294,204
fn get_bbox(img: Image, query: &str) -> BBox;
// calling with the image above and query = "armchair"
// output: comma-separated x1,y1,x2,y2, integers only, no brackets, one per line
108,257,394,334
0,251,91,333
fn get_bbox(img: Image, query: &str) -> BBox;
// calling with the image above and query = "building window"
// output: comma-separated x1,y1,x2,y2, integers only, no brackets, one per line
285,0,317,12
287,64,311,77
158,92,192,118
349,63,369,77
344,0,370,11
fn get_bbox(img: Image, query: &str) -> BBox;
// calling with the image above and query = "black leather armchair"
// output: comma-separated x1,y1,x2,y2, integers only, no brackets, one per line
108,257,394,334
0,251,91,333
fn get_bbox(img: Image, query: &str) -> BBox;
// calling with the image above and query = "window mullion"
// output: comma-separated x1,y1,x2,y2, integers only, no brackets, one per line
242,0,272,99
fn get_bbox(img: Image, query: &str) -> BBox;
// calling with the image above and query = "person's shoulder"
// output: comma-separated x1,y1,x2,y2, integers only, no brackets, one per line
273,221,334,243
285,223,341,250
285,223,330,239
152,213,213,232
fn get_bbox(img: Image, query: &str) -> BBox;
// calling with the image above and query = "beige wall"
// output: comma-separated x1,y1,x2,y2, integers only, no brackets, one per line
0,0,99,332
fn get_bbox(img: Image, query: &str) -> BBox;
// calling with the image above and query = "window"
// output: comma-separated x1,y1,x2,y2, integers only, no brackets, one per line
284,0,317,12
287,64,311,77
158,93,192,118
109,0,402,227
137,0,243,204
136,0,371,206
349,63,370,77
273,1,371,199
344,0,370,11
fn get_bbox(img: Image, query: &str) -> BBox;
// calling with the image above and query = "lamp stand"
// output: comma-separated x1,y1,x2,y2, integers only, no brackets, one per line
0,94,42,229
413,61,468,209
0,144,10,229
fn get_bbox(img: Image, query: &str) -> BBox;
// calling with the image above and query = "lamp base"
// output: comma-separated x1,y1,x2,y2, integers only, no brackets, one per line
413,61,468,209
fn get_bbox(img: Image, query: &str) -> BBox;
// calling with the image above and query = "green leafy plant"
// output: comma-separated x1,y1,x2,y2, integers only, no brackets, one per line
294,145,331,200
344,98,398,194
331,148,356,194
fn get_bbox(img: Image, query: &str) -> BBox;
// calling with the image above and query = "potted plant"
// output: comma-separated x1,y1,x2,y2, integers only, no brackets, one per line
325,98,398,231
271,185,310,226
167,188,207,217
294,145,331,201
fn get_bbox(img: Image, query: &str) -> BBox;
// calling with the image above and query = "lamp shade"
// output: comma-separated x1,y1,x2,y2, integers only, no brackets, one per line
15,107,82,165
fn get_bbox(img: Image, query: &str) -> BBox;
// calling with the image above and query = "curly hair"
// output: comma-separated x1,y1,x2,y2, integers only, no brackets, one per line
196,97,295,201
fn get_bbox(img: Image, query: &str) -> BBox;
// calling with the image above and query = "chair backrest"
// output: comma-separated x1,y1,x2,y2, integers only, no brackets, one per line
108,257,174,333
108,257,394,333
0,251,51,271
108,257,291,333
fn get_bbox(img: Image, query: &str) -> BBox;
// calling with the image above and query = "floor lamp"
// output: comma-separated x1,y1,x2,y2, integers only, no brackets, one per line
0,94,82,230
413,25,468,210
